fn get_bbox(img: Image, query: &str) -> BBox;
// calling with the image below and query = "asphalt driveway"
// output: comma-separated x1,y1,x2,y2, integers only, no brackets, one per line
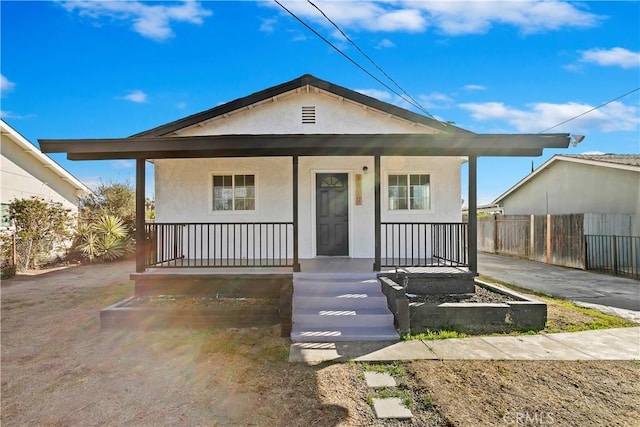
478,253,640,312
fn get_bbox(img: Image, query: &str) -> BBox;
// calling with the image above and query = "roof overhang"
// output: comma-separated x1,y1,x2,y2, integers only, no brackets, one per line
40,133,571,160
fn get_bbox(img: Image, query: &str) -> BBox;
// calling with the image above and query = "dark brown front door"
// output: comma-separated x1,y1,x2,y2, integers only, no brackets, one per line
316,173,349,256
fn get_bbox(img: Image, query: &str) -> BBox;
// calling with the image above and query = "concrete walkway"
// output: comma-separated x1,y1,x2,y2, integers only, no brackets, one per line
478,253,640,312
289,327,640,363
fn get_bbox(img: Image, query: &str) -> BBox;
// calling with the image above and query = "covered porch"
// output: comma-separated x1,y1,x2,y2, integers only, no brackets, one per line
40,132,573,276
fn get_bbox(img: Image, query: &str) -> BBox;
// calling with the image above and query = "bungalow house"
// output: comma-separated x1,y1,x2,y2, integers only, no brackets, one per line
40,75,572,340
1,119,91,228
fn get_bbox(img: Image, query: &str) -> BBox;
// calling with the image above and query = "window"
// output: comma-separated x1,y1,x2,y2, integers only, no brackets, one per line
388,174,430,210
213,174,255,211
0,203,13,228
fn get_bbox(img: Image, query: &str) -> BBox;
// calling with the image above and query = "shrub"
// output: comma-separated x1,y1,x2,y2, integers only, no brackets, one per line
8,197,75,270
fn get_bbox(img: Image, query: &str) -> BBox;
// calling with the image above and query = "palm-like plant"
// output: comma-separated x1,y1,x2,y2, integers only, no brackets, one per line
77,214,133,262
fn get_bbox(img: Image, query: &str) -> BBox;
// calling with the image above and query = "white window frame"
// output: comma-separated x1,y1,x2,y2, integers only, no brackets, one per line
210,172,257,213
385,172,432,213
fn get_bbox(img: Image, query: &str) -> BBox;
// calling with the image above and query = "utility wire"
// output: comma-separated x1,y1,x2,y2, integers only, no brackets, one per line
539,86,640,133
306,0,438,121
273,0,441,123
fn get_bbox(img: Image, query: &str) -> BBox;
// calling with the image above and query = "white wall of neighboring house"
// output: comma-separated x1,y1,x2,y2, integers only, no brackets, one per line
501,161,640,216
1,120,90,227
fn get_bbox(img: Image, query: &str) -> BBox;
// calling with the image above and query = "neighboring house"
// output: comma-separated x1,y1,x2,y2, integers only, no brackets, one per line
0,119,91,228
489,154,639,277
493,154,640,218
40,74,571,273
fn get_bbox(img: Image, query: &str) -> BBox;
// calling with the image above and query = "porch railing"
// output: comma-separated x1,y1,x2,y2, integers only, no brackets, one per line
381,222,468,268
145,222,294,268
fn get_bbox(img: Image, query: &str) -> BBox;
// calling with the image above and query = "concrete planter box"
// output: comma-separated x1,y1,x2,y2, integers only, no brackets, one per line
101,296,281,330
380,277,546,334
104,273,294,336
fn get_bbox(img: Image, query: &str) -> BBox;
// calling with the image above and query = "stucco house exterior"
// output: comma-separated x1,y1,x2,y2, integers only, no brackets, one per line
0,119,91,228
41,74,571,274
492,154,639,235
493,154,640,217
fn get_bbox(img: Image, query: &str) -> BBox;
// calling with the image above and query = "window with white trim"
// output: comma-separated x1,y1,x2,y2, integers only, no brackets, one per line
388,174,430,210
212,174,255,211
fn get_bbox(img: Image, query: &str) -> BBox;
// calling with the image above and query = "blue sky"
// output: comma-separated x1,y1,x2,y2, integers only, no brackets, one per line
1,0,638,204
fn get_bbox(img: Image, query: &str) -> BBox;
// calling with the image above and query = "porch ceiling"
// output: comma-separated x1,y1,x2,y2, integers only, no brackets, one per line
40,133,570,160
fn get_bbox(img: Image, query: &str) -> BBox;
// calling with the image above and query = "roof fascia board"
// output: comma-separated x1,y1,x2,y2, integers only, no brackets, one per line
556,155,640,172
1,120,92,195
131,74,467,138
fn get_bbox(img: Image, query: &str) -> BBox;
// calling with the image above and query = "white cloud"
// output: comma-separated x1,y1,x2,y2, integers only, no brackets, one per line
60,1,212,41
271,1,427,33
579,47,640,69
260,18,277,33
413,1,601,35
120,90,148,103
459,101,639,133
111,160,135,169
0,110,35,120
176,102,187,109
375,38,395,49
1,74,15,95
464,84,486,91
419,92,454,109
269,1,600,36
356,88,392,101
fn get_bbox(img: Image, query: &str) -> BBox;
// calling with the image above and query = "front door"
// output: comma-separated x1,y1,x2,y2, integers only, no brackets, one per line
316,173,349,256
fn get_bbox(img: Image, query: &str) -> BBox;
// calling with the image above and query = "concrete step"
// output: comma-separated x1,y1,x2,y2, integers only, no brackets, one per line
293,310,394,328
293,281,381,296
293,295,389,311
294,272,377,281
291,325,400,342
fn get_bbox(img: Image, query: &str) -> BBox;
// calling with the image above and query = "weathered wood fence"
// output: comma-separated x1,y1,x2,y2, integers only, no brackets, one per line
478,214,639,279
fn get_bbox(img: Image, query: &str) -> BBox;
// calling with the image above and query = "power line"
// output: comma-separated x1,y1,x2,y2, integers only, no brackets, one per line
539,87,640,133
273,0,441,122
306,0,437,120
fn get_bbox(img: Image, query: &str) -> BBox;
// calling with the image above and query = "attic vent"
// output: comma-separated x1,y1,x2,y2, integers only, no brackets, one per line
302,106,316,124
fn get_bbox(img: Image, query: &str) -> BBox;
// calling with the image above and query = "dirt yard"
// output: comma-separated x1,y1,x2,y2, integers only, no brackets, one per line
2,261,639,426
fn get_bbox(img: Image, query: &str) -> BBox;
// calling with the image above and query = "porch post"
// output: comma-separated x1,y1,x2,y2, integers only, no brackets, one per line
292,155,301,272
135,158,146,273
373,155,381,271
468,155,478,274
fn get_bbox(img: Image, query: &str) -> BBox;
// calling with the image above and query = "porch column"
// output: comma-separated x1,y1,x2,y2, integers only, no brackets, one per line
292,156,301,272
373,155,381,271
135,158,146,273
468,155,478,274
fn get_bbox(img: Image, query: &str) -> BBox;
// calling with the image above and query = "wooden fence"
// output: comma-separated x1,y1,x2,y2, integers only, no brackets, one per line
478,214,586,270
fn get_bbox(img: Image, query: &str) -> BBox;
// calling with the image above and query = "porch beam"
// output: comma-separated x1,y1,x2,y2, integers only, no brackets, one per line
292,156,300,272
135,158,146,273
40,133,571,160
468,155,478,274
373,155,381,271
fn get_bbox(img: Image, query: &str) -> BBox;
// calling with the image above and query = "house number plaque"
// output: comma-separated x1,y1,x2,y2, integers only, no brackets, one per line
355,174,363,205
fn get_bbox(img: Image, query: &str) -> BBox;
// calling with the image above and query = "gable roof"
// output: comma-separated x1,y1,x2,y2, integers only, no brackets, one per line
132,74,468,138
1,119,92,195
492,154,640,205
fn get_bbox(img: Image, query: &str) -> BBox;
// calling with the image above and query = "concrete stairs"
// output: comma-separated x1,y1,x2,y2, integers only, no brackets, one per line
291,272,399,342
